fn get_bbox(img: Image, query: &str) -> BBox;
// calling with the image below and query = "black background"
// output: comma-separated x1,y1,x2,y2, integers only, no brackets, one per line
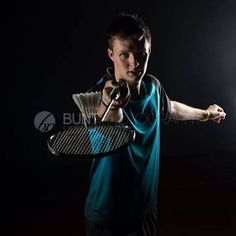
3,0,236,235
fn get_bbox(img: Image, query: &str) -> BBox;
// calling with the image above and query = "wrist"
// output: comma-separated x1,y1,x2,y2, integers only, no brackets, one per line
200,110,210,122
97,101,123,122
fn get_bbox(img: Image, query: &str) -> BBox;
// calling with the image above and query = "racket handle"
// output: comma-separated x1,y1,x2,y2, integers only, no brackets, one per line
101,98,115,122
101,79,126,122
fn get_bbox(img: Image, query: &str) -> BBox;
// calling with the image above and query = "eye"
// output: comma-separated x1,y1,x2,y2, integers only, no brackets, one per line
138,52,147,58
135,52,148,62
119,52,129,59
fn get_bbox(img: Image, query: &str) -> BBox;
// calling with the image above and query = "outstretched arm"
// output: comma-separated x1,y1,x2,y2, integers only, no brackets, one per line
170,101,226,123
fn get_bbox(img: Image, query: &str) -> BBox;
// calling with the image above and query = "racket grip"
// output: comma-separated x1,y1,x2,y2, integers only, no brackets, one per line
101,99,115,122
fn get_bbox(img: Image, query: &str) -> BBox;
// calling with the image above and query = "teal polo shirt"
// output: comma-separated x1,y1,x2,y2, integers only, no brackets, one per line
84,69,171,228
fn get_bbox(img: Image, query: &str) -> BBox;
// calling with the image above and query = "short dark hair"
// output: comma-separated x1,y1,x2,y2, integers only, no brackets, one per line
107,13,152,49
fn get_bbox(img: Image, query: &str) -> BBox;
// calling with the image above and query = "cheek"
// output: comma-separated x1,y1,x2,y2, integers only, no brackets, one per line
117,58,128,68
122,58,130,66
143,57,149,68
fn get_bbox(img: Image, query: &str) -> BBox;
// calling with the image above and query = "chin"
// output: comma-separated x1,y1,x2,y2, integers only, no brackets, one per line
126,77,142,86
127,73,140,80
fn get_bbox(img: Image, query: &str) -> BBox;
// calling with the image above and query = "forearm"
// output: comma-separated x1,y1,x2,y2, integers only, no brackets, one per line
170,101,208,121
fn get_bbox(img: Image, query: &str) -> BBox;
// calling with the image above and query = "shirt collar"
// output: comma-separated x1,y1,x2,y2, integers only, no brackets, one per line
105,67,116,81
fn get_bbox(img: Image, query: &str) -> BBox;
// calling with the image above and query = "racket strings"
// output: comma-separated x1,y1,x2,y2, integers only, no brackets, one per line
74,127,89,154
67,127,87,154
48,124,134,157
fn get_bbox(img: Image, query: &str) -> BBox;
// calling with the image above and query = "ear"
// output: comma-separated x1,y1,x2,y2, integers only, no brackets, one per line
107,48,115,62
148,45,151,55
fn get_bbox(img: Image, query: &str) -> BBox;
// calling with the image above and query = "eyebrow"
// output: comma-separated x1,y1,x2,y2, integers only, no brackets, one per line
118,49,148,54
118,50,129,53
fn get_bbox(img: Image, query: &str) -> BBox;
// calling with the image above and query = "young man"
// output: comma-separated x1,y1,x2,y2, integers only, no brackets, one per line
84,13,226,236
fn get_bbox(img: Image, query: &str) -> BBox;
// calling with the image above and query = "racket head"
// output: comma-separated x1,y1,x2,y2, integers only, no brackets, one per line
47,122,135,159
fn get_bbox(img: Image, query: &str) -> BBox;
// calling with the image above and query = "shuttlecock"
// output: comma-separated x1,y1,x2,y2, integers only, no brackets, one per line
72,91,101,125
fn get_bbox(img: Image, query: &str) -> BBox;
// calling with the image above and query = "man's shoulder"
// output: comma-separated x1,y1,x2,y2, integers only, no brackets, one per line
144,73,161,89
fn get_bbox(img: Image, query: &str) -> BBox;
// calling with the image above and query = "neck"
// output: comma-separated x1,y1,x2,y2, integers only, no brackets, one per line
128,80,142,99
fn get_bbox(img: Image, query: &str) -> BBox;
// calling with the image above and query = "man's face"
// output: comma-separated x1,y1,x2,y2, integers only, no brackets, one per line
107,37,151,84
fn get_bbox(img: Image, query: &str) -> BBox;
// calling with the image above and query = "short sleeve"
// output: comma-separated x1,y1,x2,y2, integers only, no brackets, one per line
146,74,171,122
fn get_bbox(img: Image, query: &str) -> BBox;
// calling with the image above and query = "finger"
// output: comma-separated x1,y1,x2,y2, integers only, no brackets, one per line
214,113,225,120
102,87,113,105
214,104,224,112
221,112,226,119
112,100,122,106
105,80,119,89
213,117,221,123
103,87,112,98
216,111,226,118
103,84,121,97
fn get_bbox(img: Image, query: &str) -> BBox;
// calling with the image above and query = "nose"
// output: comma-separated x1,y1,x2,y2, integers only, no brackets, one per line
129,54,139,68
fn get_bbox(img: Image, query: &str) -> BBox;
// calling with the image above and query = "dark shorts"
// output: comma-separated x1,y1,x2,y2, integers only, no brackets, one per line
85,207,158,236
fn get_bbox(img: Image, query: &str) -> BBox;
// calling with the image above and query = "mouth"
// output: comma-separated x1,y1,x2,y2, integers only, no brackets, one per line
128,69,142,77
